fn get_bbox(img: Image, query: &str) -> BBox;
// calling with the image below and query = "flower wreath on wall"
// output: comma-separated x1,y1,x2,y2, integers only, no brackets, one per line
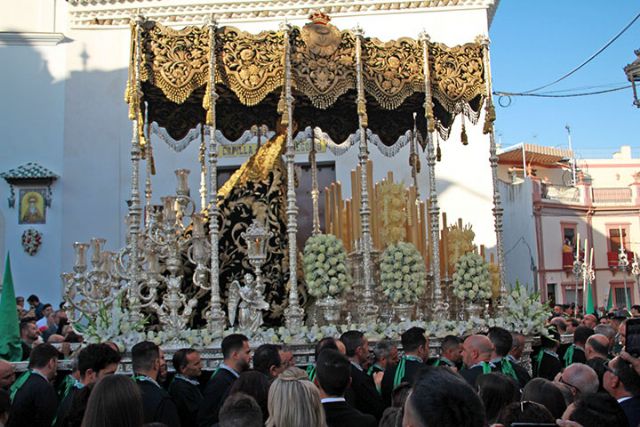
21,229,43,256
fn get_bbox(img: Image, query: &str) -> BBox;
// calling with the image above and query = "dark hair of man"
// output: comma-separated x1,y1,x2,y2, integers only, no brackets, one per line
521,378,567,419
27,295,39,303
28,343,60,369
42,303,52,311
218,391,263,427
574,326,594,345
408,366,485,427
131,341,160,373
172,348,198,373
569,318,580,328
476,373,519,424
222,334,249,360
391,382,411,408
228,370,270,422
568,392,629,427
316,349,350,397
253,344,282,376
401,327,427,353
19,318,36,332
81,374,144,427
632,304,640,312
340,330,364,358
314,337,338,358
496,401,554,426
441,335,463,353
373,340,394,361
586,335,608,356
0,389,10,420
487,327,513,357
78,343,121,377
612,357,640,395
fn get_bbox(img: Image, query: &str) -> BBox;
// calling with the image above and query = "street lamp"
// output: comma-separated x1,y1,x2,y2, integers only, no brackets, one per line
624,49,640,108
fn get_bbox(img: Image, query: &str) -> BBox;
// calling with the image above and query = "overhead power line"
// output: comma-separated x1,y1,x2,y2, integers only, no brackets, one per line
493,10,640,105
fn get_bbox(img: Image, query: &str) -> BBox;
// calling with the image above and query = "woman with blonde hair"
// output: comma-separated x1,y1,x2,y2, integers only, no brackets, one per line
266,367,327,427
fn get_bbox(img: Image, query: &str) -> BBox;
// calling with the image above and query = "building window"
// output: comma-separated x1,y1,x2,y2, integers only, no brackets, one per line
547,283,557,305
563,283,583,307
609,227,628,253
610,282,634,309
562,225,577,248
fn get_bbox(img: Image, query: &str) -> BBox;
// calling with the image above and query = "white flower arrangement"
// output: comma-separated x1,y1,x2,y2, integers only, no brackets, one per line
380,242,426,304
488,281,548,335
452,252,492,302
77,294,147,346
303,234,352,298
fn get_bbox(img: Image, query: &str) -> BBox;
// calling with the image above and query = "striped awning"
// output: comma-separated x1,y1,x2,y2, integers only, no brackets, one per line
498,143,573,166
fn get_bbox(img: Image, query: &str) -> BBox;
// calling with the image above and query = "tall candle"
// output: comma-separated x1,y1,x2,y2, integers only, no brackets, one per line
576,233,580,257
589,247,594,268
584,238,588,261
619,226,625,251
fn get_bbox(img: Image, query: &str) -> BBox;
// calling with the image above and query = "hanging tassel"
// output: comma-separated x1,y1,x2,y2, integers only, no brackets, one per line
461,114,468,145
436,141,442,162
461,123,468,145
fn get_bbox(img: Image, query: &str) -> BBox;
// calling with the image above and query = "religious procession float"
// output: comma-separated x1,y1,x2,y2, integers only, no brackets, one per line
60,12,548,366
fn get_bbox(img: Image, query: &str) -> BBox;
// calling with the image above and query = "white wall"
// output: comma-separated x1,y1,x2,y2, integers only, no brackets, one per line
499,179,537,291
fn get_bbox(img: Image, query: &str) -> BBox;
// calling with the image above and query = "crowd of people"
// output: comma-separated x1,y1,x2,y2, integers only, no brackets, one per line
0,294,639,427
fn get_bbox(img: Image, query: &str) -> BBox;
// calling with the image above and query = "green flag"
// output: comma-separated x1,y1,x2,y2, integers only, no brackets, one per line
0,253,22,361
585,281,595,315
606,285,613,312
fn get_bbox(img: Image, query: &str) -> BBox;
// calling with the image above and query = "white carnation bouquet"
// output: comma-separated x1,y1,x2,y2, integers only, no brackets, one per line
303,234,352,298
380,242,426,304
497,281,548,335
452,252,492,302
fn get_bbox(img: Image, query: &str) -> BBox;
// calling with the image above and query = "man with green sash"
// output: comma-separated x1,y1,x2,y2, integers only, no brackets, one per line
533,327,562,380
306,337,345,382
488,327,530,388
368,340,398,377
381,327,429,407
460,334,494,387
429,335,463,370
7,343,59,427
564,326,592,367
54,343,121,427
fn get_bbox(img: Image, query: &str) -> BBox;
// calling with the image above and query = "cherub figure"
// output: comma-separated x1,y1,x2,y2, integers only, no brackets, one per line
228,273,269,333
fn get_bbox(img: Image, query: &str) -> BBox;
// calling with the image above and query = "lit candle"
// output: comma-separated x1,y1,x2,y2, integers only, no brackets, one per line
584,238,588,261
576,233,580,258
619,226,625,251
589,247,594,268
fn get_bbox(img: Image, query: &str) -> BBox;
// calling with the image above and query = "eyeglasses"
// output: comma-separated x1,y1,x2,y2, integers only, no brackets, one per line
557,375,580,394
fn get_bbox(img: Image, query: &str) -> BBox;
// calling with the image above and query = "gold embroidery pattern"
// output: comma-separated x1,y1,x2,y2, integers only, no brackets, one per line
217,27,285,106
140,22,210,104
291,24,356,109
430,42,485,115
363,37,424,110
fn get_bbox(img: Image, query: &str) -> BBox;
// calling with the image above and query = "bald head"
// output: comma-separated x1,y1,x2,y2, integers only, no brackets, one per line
462,335,494,367
559,363,599,396
0,359,15,389
585,334,609,360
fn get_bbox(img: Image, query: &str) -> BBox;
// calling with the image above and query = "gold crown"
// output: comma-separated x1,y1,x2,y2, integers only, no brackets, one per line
309,11,331,25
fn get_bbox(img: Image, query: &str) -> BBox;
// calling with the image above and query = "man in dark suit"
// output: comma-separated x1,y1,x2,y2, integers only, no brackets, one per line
316,349,376,427
460,334,494,387
131,341,180,427
368,340,398,376
381,327,429,407
603,356,640,427
7,343,59,427
197,333,251,427
253,344,284,379
564,326,593,367
533,328,562,381
488,327,530,388
340,330,384,420
429,335,463,370
19,318,39,361
169,348,203,427
54,343,121,427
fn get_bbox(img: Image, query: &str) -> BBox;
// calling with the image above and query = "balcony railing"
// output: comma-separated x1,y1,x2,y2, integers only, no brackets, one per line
541,184,581,203
607,251,635,269
592,187,633,204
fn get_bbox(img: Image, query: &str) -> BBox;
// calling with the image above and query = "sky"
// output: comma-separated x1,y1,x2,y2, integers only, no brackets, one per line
489,1,640,159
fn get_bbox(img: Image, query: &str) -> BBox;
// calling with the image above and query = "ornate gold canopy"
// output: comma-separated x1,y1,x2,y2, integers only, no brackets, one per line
131,17,487,145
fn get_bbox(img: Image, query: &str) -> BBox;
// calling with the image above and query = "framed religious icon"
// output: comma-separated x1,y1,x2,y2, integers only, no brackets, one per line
19,188,47,224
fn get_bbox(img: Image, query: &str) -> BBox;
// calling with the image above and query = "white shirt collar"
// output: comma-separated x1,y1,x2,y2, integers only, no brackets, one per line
617,396,633,404
321,397,346,403
31,369,49,382
220,363,240,378
350,361,363,372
